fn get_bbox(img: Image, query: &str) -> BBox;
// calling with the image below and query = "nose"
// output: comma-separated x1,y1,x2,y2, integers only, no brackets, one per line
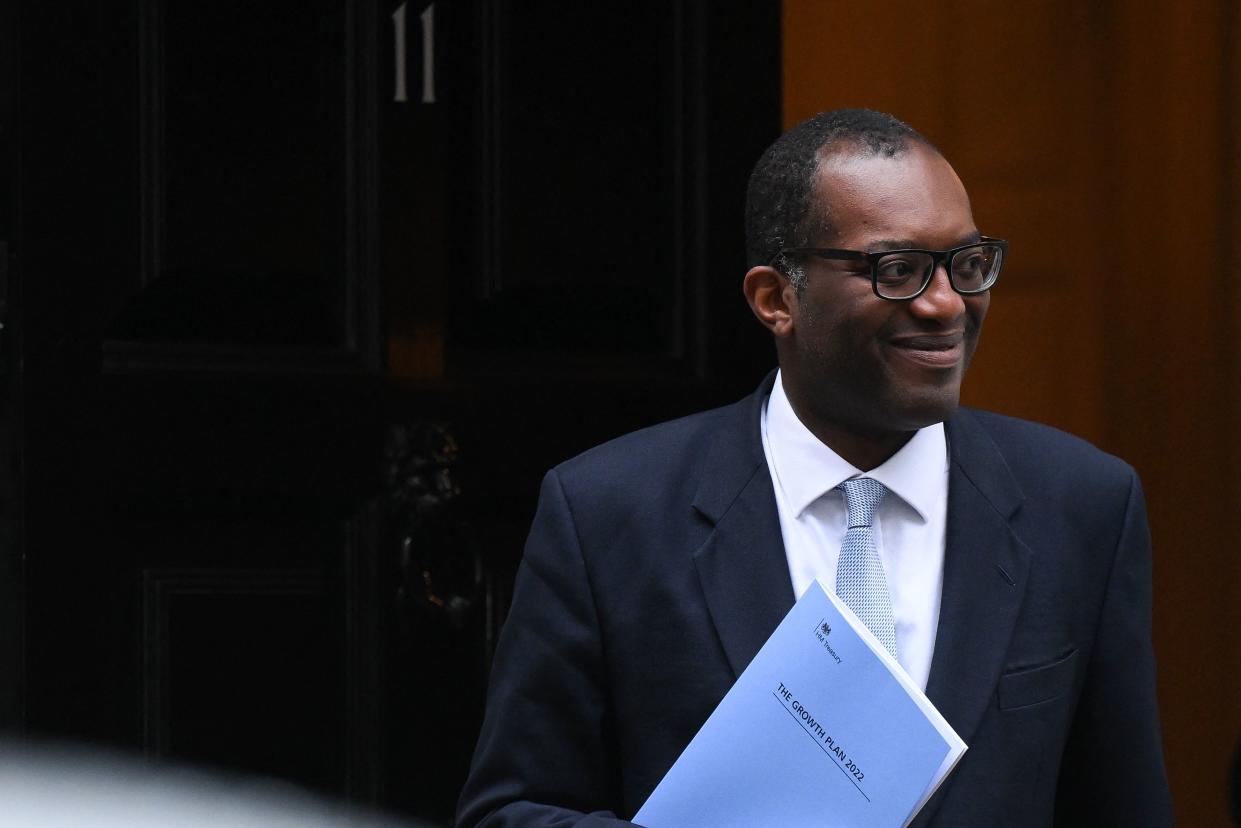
908,262,965,322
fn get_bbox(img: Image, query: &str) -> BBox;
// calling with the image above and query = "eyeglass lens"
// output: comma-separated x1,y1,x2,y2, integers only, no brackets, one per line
874,244,1003,298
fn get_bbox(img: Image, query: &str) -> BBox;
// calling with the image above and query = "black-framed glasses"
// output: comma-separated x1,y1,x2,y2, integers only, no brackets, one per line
774,237,1008,300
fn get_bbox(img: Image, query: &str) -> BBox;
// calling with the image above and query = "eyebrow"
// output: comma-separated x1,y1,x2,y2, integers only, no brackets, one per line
866,231,982,252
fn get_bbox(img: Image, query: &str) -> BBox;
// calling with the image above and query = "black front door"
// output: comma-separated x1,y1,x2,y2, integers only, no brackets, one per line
5,2,778,822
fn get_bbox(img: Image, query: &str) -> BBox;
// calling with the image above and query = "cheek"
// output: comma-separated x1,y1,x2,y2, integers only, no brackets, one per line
800,304,854,359
966,295,990,332
796,288,890,363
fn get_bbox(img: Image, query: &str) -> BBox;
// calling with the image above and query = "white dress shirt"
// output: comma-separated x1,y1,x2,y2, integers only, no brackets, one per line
760,371,949,690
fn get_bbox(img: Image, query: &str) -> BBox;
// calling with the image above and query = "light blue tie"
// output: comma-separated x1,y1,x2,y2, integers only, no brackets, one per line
835,477,899,660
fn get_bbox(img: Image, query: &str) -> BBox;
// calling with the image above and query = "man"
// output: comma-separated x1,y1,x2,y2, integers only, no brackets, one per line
456,109,1173,826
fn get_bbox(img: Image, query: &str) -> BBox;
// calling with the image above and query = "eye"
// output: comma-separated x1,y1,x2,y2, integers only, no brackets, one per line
953,253,984,278
874,253,926,285
951,247,999,288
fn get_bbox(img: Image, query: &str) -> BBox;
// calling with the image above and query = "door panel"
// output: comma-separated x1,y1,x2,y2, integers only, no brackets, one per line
12,1,780,823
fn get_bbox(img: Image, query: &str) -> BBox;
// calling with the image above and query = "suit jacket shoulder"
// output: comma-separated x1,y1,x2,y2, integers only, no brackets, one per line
552,391,766,535
952,407,1140,522
960,407,1134,478
555,401,737,496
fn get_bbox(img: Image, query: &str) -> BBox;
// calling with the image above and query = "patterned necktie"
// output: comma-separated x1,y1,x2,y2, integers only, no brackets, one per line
835,477,899,660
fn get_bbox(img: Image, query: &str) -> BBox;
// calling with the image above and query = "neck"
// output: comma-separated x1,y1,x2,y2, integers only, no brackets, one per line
806,422,914,471
780,384,916,471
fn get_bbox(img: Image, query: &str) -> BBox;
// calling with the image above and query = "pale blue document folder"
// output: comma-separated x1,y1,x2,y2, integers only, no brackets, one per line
634,580,965,827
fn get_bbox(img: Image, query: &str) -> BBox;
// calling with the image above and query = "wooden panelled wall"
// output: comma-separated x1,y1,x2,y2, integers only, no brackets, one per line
785,1,1239,823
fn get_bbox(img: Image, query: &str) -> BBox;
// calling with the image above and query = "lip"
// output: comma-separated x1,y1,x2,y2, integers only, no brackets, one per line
886,334,965,368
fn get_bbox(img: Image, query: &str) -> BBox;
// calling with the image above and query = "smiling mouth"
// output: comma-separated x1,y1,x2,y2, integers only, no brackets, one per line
887,334,965,367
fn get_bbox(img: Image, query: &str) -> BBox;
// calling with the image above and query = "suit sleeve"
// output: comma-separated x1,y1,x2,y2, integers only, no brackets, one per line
455,470,638,828
1054,470,1174,825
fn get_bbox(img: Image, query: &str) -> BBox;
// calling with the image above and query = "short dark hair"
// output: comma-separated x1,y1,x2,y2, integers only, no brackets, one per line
743,108,938,284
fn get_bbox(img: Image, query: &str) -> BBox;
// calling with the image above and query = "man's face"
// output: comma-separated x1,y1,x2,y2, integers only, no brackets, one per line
782,143,989,439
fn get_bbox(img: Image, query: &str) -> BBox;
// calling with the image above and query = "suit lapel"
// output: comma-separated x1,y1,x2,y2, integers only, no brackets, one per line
913,409,1032,826
690,373,795,679
686,391,1035,822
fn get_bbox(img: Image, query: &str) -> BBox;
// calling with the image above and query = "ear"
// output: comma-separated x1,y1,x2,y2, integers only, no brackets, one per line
743,265,795,338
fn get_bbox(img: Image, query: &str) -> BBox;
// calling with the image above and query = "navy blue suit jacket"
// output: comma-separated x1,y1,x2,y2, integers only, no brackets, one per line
457,376,1173,826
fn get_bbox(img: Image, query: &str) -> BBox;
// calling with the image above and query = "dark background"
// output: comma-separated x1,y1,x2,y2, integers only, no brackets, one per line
1,1,780,823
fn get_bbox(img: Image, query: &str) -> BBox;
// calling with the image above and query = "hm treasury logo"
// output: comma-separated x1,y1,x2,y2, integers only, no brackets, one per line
814,618,842,664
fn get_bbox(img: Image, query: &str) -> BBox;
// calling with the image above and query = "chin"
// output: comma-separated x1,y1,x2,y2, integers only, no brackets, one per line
890,389,962,430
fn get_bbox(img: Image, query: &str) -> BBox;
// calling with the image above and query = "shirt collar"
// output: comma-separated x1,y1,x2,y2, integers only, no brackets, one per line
764,371,947,522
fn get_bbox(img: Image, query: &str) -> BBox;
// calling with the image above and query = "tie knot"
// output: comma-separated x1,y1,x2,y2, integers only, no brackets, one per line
837,477,887,527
